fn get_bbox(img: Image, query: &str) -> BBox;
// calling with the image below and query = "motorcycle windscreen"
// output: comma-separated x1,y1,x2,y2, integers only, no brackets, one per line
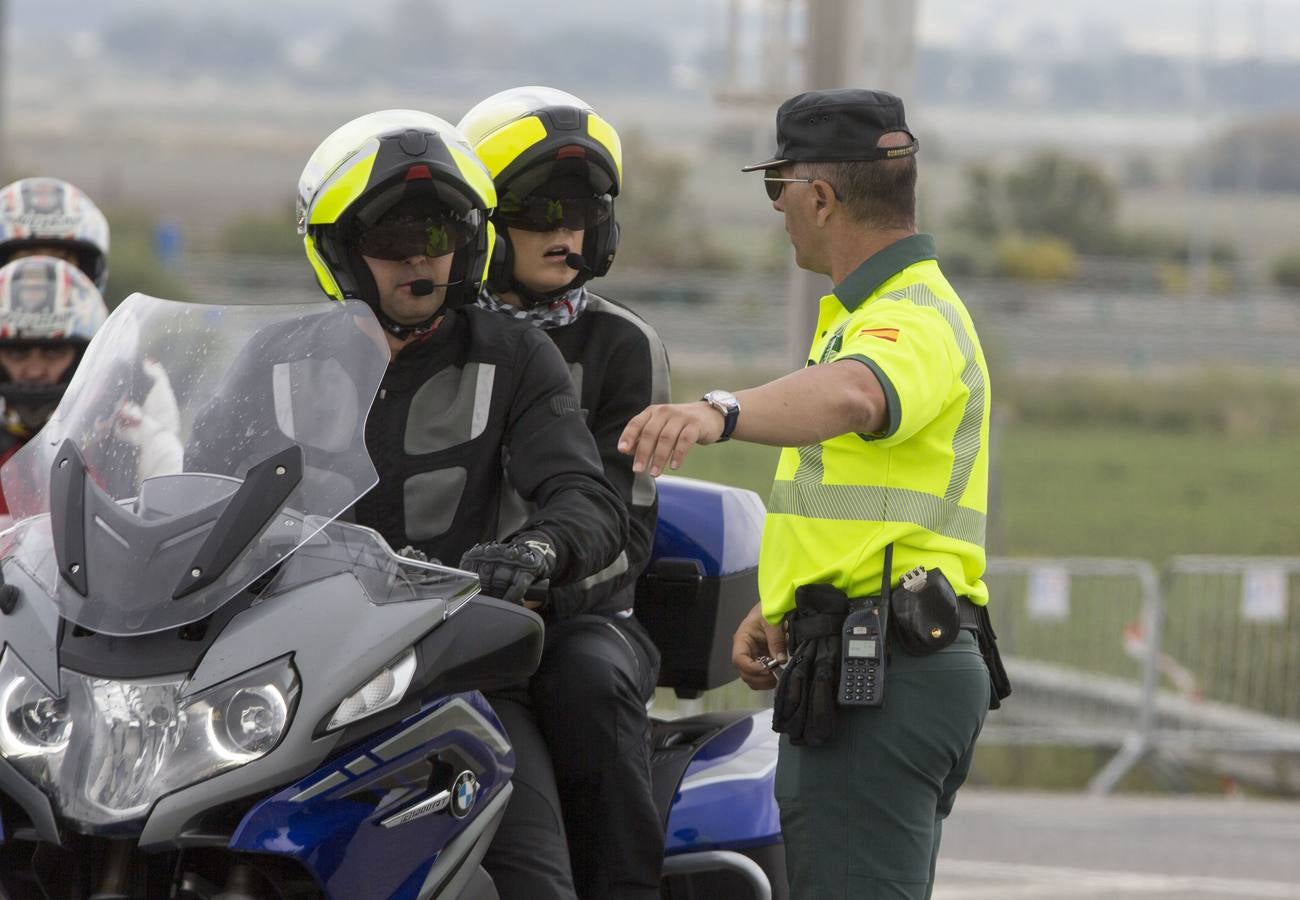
0,294,389,636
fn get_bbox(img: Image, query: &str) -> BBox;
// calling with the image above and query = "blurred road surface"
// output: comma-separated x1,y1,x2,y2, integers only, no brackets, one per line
935,791,1300,899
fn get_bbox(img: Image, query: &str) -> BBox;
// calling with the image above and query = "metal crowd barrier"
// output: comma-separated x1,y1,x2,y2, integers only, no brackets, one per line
649,554,1300,794
982,555,1300,794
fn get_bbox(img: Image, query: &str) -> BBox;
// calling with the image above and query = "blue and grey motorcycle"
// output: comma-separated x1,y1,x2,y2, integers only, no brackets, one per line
0,294,783,899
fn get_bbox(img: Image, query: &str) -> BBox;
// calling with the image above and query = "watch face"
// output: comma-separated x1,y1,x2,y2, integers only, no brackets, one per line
706,390,737,410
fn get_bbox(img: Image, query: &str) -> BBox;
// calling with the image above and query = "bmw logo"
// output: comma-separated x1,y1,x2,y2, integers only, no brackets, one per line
450,770,479,819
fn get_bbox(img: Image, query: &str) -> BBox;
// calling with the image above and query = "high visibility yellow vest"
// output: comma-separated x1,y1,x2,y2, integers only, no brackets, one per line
759,234,991,624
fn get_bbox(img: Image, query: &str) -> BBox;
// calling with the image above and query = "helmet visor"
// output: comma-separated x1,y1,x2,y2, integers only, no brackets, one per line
356,213,478,261
496,196,610,233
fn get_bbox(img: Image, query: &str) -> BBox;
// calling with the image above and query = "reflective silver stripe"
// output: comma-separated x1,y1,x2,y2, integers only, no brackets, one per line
877,283,986,504
346,756,377,776
585,293,671,404
290,770,347,803
586,294,669,509
470,363,495,441
632,470,657,508
576,550,629,590
793,443,823,485
272,363,295,438
768,482,986,546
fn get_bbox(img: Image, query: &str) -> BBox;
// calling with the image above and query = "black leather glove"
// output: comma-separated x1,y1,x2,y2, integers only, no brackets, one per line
459,531,556,605
772,584,848,746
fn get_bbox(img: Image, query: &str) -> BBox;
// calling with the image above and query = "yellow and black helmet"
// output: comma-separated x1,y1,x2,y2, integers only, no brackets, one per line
458,87,622,298
297,110,497,314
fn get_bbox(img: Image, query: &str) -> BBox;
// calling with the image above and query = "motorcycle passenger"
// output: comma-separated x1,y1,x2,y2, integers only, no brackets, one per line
0,256,108,522
460,86,669,900
0,177,111,289
297,110,628,898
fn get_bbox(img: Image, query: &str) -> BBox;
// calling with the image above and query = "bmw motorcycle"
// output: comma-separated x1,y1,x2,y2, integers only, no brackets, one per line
0,294,784,899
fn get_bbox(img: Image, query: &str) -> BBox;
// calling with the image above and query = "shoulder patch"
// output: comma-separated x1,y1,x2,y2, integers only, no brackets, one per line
549,394,579,417
859,327,900,342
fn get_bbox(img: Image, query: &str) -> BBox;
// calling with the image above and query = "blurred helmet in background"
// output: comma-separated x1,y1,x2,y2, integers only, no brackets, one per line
0,255,109,422
0,178,110,291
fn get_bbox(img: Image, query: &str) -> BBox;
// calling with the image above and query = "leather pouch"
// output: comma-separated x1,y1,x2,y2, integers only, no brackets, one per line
888,567,961,656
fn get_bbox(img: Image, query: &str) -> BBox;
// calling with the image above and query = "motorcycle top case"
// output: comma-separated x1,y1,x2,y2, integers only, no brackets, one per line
635,476,765,696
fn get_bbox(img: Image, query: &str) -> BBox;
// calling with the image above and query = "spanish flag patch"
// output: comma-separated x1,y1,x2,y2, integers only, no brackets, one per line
859,327,900,342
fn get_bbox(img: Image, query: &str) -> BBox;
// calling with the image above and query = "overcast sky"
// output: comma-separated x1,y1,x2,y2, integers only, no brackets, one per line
9,0,1300,62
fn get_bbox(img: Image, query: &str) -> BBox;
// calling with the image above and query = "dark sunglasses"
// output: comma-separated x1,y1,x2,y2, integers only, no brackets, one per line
762,169,822,202
357,217,469,261
495,196,610,233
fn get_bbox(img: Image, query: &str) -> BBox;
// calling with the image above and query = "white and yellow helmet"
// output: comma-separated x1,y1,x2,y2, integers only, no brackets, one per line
459,87,622,289
0,178,110,291
296,110,497,311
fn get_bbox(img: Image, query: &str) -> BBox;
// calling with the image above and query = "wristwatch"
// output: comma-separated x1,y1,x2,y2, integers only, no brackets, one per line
701,389,741,442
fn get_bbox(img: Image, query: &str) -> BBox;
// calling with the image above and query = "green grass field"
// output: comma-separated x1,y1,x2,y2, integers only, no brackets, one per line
668,369,1300,562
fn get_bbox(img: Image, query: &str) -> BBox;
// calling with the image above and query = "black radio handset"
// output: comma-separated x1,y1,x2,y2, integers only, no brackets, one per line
838,543,891,708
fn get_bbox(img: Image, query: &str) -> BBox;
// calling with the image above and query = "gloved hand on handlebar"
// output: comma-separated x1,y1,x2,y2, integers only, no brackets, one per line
459,531,556,605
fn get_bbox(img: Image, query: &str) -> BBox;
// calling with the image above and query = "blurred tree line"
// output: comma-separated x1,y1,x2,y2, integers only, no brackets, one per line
938,150,1300,290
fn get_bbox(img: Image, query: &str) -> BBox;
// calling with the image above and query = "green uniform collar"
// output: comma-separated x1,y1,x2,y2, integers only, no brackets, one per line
832,233,937,312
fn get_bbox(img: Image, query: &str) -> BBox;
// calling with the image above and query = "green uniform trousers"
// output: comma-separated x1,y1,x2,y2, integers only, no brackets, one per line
774,630,990,900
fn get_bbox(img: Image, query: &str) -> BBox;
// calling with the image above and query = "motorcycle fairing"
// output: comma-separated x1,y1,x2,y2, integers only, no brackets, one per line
228,691,512,900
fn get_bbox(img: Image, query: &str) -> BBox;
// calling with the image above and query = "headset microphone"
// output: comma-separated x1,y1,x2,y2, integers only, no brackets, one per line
564,253,593,275
408,279,435,296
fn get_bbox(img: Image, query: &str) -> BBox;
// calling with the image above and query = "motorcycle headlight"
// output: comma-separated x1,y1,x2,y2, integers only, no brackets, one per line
0,649,298,829
326,648,416,731
1,674,72,756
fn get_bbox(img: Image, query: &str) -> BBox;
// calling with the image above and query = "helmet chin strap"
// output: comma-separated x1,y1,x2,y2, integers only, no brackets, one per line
375,306,443,340
508,255,590,310
368,279,452,340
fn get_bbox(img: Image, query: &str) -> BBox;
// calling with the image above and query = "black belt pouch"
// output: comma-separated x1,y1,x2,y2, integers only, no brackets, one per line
888,568,961,656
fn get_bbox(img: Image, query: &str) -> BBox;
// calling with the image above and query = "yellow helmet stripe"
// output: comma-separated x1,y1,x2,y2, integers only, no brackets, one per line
309,150,378,226
447,144,498,208
586,113,623,185
303,234,344,303
483,221,497,282
474,115,548,181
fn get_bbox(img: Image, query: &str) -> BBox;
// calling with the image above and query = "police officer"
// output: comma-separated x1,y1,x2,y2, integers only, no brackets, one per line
619,89,1002,899
297,110,628,898
460,86,669,899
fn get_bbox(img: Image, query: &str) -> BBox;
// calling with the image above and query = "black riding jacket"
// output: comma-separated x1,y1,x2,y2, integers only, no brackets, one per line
355,305,627,618
490,292,670,613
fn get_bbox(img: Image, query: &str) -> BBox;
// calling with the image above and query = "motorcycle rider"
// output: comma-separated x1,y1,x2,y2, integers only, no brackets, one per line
0,177,111,289
0,256,108,523
296,109,628,898
460,86,669,899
